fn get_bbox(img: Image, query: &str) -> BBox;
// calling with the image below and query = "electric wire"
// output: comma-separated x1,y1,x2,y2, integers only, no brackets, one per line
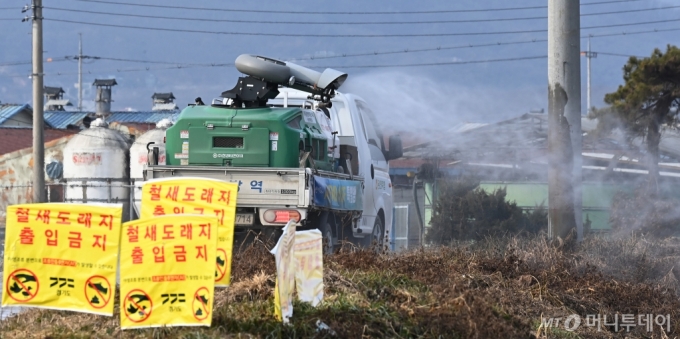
586,26,680,38
0,57,70,67
42,5,680,25
594,51,646,58
315,55,547,69
287,25,680,61
289,39,548,61
1,62,230,78
95,57,220,66
3,56,549,77
0,26,676,72
43,17,680,38
0,28,674,76
45,7,547,25
71,0,643,15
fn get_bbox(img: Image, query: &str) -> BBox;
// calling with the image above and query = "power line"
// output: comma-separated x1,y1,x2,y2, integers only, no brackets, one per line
287,24,680,61
1,62,230,78
43,17,680,38
581,0,644,5
71,0,643,15
289,39,547,61
1,40,548,72
2,55,548,77
595,51,646,58
0,57,70,67
585,18,680,30
45,7,546,25
582,5,680,16
1,26,676,73
43,5,680,25
315,56,547,69
71,0,546,14
43,18,547,37
96,57,219,66
587,26,680,38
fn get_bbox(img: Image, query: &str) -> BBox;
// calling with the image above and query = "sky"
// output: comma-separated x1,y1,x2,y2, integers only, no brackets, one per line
0,0,678,126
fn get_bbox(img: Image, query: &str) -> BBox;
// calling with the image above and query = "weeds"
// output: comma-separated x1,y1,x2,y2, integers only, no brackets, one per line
1,234,679,338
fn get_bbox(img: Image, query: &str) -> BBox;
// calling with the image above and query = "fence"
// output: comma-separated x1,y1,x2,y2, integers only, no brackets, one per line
0,181,142,223
390,203,410,252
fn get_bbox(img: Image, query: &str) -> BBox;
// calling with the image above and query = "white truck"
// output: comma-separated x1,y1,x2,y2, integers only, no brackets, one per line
143,55,402,252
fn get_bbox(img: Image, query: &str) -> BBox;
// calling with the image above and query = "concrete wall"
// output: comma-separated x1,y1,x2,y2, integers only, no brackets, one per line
0,136,73,225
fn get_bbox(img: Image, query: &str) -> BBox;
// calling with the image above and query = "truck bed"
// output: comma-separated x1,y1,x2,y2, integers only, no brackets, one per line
144,166,363,209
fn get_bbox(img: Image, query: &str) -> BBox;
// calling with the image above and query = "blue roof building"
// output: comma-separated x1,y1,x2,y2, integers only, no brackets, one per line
43,110,179,129
0,103,55,128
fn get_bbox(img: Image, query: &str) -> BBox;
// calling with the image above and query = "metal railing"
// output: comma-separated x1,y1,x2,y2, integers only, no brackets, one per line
0,180,140,221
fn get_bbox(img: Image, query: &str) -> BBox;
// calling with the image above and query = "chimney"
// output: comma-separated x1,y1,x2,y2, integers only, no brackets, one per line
151,92,178,111
93,78,117,116
44,86,71,111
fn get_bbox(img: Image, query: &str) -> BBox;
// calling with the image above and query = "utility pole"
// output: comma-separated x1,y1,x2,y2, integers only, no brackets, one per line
69,36,98,110
78,33,82,111
581,35,597,115
27,0,46,202
548,0,582,243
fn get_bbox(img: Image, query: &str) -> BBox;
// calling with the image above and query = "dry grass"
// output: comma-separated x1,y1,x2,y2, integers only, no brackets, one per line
2,234,680,338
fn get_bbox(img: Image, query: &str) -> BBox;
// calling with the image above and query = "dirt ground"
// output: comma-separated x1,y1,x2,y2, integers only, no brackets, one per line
1,234,679,338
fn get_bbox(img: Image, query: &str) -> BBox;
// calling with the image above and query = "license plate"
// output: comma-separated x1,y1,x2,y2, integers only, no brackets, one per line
235,214,254,225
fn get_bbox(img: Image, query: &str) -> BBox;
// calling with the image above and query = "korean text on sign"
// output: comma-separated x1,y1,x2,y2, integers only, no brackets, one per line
294,229,324,306
140,177,238,287
2,203,122,315
120,215,217,329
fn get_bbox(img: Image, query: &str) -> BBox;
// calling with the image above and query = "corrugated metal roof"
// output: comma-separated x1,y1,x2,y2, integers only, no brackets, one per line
45,99,72,107
44,111,88,129
152,103,178,111
108,111,179,123
147,111,178,122
0,104,30,125
43,110,180,129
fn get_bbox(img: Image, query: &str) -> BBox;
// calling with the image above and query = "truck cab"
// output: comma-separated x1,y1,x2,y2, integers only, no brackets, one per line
269,89,401,241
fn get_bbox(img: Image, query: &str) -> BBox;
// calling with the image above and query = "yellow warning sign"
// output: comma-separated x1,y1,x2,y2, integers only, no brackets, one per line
140,177,238,287
119,215,217,329
294,229,324,306
1,203,122,315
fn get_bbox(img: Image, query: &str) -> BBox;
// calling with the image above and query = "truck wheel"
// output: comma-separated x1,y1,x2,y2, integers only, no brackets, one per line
370,217,384,250
319,221,335,255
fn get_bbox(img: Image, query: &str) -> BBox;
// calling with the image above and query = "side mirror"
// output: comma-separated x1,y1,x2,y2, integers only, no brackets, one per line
385,135,403,161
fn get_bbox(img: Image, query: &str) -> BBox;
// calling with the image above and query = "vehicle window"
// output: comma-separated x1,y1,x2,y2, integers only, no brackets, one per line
286,115,302,129
368,144,386,163
356,101,385,151
333,100,353,137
